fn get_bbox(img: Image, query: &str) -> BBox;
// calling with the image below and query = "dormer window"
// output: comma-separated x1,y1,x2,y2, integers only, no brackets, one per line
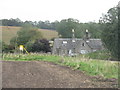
63,41,67,44
86,40,89,42
72,39,75,42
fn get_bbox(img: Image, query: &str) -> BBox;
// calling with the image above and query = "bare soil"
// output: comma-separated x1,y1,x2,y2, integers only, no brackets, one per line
2,61,118,88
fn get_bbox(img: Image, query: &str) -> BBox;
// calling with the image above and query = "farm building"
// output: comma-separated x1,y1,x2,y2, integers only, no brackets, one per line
52,29,104,56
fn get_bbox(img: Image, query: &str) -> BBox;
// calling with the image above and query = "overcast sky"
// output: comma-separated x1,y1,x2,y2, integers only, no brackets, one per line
0,0,119,22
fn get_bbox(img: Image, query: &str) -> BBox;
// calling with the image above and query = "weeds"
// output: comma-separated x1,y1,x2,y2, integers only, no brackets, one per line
63,56,118,79
2,53,119,79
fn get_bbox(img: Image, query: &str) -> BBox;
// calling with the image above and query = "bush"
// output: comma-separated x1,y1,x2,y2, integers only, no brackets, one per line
2,42,15,53
24,39,51,53
25,41,34,52
83,50,111,60
31,39,51,53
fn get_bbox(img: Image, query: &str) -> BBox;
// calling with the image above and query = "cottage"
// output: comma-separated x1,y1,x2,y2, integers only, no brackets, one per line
52,29,104,56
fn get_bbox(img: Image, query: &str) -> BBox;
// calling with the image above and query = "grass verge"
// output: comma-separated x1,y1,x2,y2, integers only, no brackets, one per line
82,50,111,60
2,53,119,79
63,56,118,79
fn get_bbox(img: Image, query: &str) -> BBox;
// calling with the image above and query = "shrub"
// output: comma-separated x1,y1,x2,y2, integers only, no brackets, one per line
2,42,15,53
25,41,34,52
29,39,51,53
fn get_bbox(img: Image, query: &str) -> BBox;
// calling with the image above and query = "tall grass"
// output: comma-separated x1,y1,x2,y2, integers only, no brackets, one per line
83,50,111,60
2,53,119,79
63,56,118,79
2,53,61,63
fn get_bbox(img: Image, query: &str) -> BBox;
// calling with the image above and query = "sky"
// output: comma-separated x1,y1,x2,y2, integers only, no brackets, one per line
0,0,119,23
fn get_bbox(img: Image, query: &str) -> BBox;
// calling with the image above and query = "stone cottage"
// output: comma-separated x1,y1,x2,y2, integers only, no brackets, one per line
52,29,104,56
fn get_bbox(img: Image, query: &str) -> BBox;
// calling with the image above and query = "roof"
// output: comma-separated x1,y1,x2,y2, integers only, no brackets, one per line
86,39,102,49
53,38,103,50
54,38,82,49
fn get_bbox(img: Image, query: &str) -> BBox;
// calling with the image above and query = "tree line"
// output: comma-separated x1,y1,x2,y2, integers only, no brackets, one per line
56,18,101,38
1,18,102,38
0,18,58,30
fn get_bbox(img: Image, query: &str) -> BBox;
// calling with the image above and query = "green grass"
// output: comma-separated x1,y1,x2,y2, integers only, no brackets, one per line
83,50,111,60
63,56,118,79
2,53,61,62
2,53,119,79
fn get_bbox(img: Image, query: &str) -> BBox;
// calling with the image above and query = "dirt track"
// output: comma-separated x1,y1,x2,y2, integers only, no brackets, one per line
2,61,118,88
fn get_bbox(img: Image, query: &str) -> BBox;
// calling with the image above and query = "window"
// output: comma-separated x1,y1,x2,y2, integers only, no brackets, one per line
93,50,96,52
72,39,75,42
80,50,86,54
69,50,72,54
82,43,85,46
86,40,89,42
63,41,67,44
73,48,75,53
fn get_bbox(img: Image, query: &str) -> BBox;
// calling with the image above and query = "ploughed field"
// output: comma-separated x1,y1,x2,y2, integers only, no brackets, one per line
2,61,118,88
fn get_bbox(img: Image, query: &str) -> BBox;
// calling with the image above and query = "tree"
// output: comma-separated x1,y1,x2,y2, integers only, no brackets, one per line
25,41,34,52
10,24,43,46
1,18,23,26
56,18,80,38
31,39,51,53
118,3,120,60
56,18,101,38
84,22,101,38
99,7,119,60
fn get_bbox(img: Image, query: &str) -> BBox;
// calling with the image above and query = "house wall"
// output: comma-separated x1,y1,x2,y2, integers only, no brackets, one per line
52,39,68,55
52,40,58,55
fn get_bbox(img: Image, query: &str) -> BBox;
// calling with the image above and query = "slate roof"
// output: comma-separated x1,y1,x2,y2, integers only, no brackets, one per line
85,39,103,49
54,38,81,49
53,38,103,50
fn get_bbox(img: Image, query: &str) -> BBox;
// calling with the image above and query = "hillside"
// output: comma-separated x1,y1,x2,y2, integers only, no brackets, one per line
1,26,58,44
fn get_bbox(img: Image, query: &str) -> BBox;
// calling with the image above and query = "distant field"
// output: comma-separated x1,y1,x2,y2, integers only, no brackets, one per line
38,28,58,40
1,26,58,44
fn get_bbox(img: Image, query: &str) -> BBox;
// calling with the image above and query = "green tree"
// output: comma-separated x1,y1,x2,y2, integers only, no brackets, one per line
85,22,101,38
56,18,102,38
99,7,119,60
1,18,23,26
10,24,43,46
118,3,120,60
25,41,34,52
56,18,80,38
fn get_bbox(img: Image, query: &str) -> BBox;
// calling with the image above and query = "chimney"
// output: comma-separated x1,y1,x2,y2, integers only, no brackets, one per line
72,29,75,38
72,29,75,42
85,29,89,39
